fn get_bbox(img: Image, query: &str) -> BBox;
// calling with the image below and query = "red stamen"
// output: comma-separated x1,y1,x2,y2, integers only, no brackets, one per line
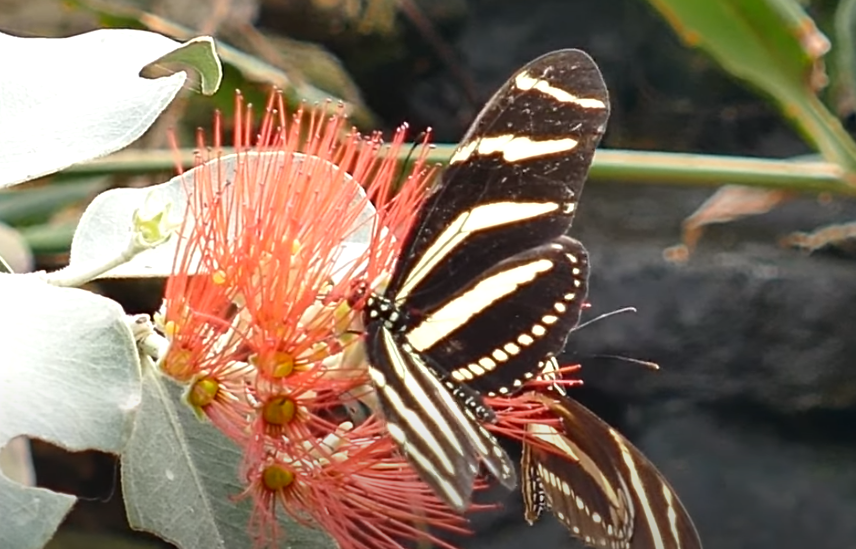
161,89,479,549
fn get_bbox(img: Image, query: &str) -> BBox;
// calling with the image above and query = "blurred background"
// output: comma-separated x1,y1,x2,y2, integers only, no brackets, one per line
2,0,855,548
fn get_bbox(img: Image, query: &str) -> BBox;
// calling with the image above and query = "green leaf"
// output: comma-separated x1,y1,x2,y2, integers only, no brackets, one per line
0,28,222,188
834,0,856,117
141,36,222,95
121,366,335,549
646,0,856,172
0,275,141,549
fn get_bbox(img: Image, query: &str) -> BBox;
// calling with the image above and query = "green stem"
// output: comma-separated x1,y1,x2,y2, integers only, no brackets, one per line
414,147,854,196
68,147,855,196
784,91,856,173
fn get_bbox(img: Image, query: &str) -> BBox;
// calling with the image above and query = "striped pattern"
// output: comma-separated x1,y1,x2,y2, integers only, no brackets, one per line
522,393,703,549
365,329,514,509
522,432,547,525
362,49,610,511
429,236,589,396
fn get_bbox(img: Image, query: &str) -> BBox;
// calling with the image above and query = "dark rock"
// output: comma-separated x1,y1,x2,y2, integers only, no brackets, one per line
567,182,856,415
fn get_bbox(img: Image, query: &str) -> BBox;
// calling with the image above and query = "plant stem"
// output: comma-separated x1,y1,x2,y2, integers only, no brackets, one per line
68,147,856,196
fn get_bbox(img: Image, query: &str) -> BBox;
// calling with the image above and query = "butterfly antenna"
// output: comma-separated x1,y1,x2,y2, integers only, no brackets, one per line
572,307,659,370
574,306,637,331
591,354,660,371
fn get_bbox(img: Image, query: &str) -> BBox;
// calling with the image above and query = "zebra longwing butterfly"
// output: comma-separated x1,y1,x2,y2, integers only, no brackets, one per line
522,392,703,549
361,49,609,511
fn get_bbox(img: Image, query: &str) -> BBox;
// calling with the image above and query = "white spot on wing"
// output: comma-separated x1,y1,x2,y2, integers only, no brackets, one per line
397,201,559,300
515,71,607,110
452,134,580,163
479,356,497,370
451,370,470,382
408,259,555,351
518,334,535,346
504,342,521,355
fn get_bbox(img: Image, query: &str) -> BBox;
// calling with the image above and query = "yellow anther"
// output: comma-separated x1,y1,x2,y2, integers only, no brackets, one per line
262,396,297,425
262,464,294,491
188,377,220,408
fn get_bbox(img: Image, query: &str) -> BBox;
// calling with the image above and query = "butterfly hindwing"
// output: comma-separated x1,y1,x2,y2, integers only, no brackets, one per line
407,235,589,396
523,393,702,549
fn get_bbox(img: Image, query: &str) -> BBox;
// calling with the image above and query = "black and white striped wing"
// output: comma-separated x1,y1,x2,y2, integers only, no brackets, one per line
362,49,609,512
523,394,702,549
521,433,547,525
394,50,607,397
389,49,608,318
365,324,516,511
410,235,588,396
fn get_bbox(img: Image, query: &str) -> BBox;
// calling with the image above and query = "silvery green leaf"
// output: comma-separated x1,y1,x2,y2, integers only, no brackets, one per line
0,29,221,188
0,274,141,549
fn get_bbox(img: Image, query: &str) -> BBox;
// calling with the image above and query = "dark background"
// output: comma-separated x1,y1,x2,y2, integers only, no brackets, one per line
4,0,856,548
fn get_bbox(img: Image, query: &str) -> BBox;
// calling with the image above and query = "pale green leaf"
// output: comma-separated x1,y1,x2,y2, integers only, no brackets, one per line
0,28,221,188
122,366,335,549
0,274,141,548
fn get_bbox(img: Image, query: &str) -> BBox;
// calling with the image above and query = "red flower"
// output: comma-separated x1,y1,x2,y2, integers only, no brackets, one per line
157,90,488,549
242,417,478,549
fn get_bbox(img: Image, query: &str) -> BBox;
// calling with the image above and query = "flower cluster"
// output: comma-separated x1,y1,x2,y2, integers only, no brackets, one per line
154,91,583,549
153,92,476,549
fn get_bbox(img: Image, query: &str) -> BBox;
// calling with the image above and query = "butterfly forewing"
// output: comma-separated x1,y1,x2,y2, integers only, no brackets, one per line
409,235,589,396
524,394,703,549
365,325,516,511
389,49,609,312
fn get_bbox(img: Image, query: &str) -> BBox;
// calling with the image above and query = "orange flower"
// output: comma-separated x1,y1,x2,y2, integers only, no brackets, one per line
243,417,477,549
156,90,492,549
